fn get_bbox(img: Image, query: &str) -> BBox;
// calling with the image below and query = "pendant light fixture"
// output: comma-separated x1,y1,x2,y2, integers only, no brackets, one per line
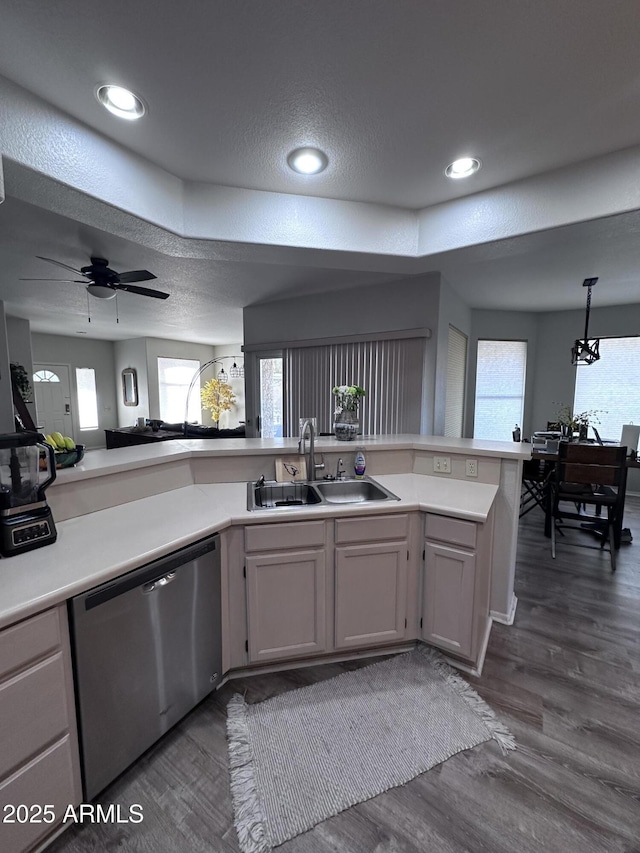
571,277,600,365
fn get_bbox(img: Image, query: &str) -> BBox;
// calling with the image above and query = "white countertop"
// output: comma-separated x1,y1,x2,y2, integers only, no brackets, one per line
52,434,530,486
0,473,498,631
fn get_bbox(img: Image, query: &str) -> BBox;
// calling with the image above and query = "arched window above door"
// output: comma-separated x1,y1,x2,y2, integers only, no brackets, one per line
33,370,60,383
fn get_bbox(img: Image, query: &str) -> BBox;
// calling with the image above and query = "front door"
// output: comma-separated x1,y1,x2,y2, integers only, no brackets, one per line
33,364,75,439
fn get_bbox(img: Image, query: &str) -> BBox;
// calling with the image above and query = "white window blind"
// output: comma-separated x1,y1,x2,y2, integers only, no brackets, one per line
474,340,527,441
444,325,468,438
283,338,425,437
574,336,640,439
157,357,200,423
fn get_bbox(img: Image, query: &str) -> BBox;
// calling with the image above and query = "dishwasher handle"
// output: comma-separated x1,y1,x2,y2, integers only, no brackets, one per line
142,571,177,593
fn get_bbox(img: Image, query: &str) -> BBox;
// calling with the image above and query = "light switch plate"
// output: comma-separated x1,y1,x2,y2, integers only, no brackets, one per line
433,456,451,473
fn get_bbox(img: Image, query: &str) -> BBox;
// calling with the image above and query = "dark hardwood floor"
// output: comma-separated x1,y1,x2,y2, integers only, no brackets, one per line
49,499,640,853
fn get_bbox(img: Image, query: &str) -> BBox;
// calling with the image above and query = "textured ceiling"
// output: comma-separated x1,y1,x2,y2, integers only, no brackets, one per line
0,197,407,342
1,0,640,208
0,0,640,342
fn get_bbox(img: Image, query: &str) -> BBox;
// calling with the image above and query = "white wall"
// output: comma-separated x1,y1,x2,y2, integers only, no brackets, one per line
31,333,118,448
243,274,441,435
434,277,472,436
6,315,36,426
114,338,149,427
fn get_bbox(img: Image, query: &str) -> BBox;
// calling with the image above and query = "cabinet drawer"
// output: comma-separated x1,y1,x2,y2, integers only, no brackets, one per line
0,736,79,853
0,609,61,681
335,514,409,544
426,514,476,550
244,520,325,552
0,653,70,782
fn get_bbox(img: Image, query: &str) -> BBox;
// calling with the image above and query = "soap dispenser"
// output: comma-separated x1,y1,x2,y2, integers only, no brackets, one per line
354,447,366,480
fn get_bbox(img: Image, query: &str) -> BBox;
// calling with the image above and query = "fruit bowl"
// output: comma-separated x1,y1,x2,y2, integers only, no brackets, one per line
53,444,85,469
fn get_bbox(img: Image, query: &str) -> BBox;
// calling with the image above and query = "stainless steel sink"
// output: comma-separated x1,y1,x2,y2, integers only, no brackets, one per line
249,481,323,510
314,479,394,504
247,476,399,510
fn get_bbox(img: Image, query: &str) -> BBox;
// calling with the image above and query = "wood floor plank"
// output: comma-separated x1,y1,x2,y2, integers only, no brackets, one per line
47,497,640,853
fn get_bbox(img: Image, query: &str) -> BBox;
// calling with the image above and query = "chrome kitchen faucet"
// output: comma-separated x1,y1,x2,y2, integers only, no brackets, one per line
298,418,325,480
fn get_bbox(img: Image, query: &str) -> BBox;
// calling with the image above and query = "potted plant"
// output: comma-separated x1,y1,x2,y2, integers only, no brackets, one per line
554,404,603,440
332,385,366,441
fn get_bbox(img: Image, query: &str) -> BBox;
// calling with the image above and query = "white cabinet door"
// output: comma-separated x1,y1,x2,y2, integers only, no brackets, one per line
423,542,476,659
246,549,326,663
335,542,408,650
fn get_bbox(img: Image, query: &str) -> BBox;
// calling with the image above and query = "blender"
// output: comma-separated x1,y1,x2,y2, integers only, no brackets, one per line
0,432,57,557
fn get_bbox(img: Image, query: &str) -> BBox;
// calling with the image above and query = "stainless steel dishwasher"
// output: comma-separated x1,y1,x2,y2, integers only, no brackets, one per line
70,534,221,800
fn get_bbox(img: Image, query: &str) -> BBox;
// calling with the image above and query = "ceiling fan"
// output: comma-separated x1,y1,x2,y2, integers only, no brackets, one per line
21,256,170,300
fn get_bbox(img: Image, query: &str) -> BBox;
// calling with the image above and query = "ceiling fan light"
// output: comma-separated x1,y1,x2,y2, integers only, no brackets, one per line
87,284,117,300
96,84,146,120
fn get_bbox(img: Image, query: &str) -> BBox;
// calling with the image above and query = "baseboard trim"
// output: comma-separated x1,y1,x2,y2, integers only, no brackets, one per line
224,643,416,682
490,594,518,626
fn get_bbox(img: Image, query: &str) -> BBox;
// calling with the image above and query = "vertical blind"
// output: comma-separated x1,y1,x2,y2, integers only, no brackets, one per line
474,340,527,441
444,325,468,438
574,336,640,439
283,338,425,437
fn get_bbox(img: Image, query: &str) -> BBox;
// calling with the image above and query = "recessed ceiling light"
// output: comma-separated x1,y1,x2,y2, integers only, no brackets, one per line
287,147,328,175
444,157,482,179
96,84,146,120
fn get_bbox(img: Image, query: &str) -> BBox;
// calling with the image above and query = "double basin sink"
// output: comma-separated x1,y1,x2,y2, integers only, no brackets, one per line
247,476,400,511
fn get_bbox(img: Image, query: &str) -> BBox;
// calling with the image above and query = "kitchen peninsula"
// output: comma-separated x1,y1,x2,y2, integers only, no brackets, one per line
0,434,529,853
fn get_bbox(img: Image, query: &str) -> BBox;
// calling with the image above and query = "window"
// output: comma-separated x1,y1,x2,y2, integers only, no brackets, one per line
157,357,200,423
474,340,527,441
283,337,425,436
444,326,468,438
259,357,283,438
76,368,99,430
574,336,640,439
33,370,60,382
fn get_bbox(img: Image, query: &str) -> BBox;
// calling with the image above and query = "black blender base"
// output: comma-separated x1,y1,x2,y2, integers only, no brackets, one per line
0,507,57,557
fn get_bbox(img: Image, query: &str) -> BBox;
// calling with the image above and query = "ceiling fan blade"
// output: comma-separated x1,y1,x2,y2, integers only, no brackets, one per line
20,278,86,283
117,269,157,284
114,283,170,299
36,256,84,275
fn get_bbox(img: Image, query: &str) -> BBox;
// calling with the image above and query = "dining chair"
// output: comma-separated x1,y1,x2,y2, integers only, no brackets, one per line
520,457,552,518
550,444,627,571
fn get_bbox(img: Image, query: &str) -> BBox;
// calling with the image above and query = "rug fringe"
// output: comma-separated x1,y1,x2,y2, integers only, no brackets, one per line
417,646,516,754
226,693,271,853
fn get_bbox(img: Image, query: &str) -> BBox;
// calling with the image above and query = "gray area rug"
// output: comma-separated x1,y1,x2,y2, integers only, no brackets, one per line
227,646,515,853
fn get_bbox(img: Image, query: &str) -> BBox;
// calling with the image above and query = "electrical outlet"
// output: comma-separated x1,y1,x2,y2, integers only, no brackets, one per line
433,456,451,474
466,459,478,477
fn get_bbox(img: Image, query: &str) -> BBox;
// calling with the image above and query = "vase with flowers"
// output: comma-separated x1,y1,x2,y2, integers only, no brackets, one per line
554,403,604,441
332,384,366,441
